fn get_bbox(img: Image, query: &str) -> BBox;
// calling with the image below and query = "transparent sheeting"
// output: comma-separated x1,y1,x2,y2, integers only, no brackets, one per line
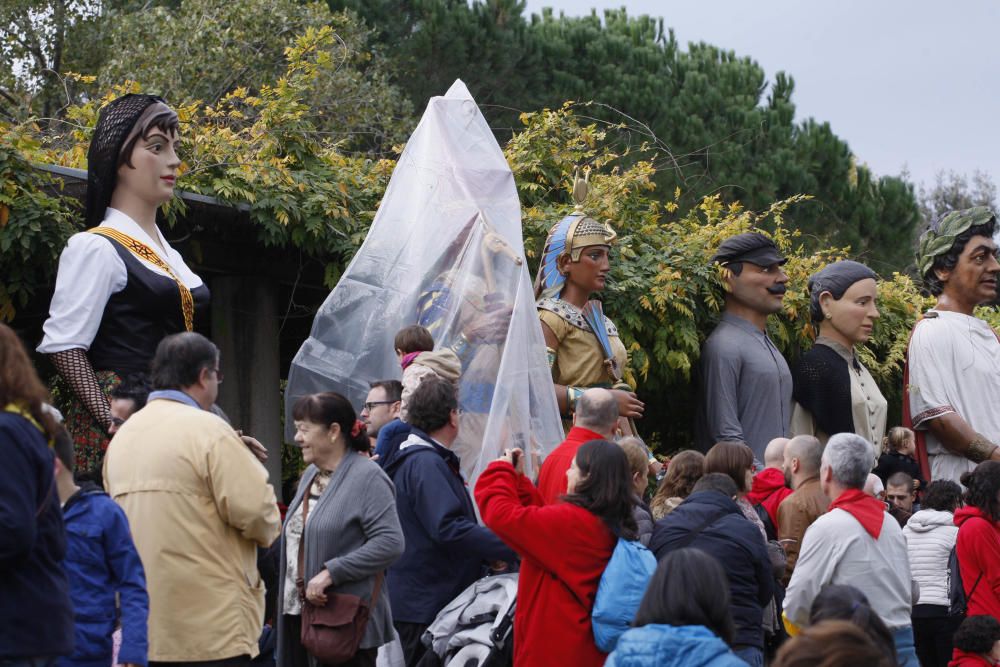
285,80,564,483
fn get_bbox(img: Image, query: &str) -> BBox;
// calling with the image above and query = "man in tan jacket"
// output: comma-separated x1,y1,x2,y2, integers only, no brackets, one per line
777,434,829,586
104,332,281,665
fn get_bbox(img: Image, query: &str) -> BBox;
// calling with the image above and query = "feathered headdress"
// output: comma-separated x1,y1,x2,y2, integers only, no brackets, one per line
534,170,618,300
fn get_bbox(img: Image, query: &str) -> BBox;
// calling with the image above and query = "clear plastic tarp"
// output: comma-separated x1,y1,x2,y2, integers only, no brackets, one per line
285,80,564,483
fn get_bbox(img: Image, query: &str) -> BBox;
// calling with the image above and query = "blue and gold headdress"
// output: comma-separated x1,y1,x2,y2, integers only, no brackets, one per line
534,171,617,300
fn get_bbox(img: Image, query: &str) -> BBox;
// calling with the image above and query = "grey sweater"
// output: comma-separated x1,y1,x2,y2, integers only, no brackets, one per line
276,452,405,663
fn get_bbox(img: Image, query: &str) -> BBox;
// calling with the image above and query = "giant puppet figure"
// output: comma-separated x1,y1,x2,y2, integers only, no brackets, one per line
906,206,1000,483
285,81,563,483
534,173,644,432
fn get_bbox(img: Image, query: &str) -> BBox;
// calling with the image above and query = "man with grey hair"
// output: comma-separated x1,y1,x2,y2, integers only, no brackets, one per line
777,435,828,584
784,433,917,667
537,388,619,504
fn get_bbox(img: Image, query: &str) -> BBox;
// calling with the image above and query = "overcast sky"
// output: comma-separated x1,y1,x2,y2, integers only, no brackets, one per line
522,0,1000,193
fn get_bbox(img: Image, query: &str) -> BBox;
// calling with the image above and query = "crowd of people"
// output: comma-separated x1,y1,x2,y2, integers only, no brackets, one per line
4,92,1000,667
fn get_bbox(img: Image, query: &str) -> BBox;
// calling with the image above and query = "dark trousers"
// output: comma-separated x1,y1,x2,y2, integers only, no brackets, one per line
912,606,962,667
150,657,252,667
283,614,377,667
394,621,429,667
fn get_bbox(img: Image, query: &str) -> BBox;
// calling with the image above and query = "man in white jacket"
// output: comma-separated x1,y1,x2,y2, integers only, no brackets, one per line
903,480,963,667
785,433,918,667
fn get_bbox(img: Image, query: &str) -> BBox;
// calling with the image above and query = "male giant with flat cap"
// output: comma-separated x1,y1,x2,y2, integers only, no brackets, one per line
907,207,1000,483
697,232,793,463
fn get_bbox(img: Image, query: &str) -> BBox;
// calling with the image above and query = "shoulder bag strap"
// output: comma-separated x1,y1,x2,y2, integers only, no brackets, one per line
296,488,311,600
677,508,729,549
89,227,194,331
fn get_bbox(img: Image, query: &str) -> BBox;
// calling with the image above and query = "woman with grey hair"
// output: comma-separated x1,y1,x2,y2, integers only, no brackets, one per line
790,260,887,446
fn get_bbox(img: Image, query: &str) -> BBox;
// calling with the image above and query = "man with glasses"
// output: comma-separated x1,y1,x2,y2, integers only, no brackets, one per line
362,380,402,453
103,332,280,666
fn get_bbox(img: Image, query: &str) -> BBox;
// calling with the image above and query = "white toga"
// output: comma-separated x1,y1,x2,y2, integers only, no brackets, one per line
908,310,1000,483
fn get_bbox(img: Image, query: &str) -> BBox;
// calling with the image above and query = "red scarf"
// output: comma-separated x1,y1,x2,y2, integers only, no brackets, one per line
829,488,886,539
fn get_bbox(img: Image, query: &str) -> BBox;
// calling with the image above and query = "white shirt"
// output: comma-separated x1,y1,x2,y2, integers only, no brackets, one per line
38,209,204,354
785,507,913,630
908,310,1000,483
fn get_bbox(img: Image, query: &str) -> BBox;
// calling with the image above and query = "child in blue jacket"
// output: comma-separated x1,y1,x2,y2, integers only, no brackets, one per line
53,429,148,667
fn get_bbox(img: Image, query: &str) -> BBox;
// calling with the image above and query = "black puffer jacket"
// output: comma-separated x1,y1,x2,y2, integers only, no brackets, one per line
649,491,773,650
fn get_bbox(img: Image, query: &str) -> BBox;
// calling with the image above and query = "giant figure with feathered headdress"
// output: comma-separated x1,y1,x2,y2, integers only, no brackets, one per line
534,171,644,431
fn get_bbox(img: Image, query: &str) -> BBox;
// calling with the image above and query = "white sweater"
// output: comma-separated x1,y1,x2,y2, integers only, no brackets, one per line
903,509,958,607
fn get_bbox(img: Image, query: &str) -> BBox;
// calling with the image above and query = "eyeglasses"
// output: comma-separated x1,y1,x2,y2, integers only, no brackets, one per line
212,367,224,384
363,400,397,411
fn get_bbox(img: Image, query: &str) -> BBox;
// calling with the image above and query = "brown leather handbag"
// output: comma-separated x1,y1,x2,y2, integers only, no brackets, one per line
296,489,384,664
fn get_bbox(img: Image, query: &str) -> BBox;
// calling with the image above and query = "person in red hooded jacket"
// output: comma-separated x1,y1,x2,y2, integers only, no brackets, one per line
475,439,637,667
747,437,793,537
954,462,1000,620
948,615,1000,666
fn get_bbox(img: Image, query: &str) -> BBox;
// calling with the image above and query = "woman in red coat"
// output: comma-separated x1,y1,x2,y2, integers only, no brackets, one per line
955,462,1000,621
475,439,637,667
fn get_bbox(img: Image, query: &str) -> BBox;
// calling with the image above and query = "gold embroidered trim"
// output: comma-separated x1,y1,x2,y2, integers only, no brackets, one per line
89,227,194,331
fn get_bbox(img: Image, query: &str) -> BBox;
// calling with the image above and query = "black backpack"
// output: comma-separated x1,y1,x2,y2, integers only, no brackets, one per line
754,503,778,542
948,545,983,618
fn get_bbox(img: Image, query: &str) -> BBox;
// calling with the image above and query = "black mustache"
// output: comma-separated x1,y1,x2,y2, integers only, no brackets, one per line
767,285,787,295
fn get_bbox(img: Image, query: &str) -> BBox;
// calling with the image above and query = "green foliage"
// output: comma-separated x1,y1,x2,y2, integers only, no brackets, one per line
506,105,932,448
0,129,79,320
94,0,411,151
341,2,923,272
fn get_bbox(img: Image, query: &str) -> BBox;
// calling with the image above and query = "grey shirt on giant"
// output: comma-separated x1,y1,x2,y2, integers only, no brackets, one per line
697,312,793,460
277,452,405,664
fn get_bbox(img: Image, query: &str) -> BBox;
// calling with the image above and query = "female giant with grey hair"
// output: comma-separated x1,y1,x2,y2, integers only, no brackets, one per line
790,260,887,446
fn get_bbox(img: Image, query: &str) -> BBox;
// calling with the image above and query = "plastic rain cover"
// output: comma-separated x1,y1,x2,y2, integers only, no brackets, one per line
285,80,564,483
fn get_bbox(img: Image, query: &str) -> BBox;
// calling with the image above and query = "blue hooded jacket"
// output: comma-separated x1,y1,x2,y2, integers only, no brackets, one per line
382,427,515,624
59,483,149,667
606,625,748,667
0,411,74,659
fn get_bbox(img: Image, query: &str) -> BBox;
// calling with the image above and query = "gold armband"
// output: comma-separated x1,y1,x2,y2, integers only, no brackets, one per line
967,435,998,463
566,386,585,416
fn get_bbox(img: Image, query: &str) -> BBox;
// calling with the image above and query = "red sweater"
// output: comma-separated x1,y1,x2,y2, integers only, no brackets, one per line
536,427,608,505
949,649,994,666
475,461,615,667
746,468,793,529
954,506,1000,619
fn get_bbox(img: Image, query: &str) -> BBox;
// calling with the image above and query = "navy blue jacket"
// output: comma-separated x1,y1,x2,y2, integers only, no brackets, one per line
0,411,74,659
649,491,773,650
382,428,515,624
59,483,149,667
374,418,410,466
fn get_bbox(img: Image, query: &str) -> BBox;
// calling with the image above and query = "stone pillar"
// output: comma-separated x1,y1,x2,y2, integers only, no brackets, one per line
211,275,284,500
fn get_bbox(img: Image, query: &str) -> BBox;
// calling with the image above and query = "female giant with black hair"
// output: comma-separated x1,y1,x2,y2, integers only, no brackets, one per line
605,548,745,667
38,94,209,475
475,439,637,667
277,392,405,667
